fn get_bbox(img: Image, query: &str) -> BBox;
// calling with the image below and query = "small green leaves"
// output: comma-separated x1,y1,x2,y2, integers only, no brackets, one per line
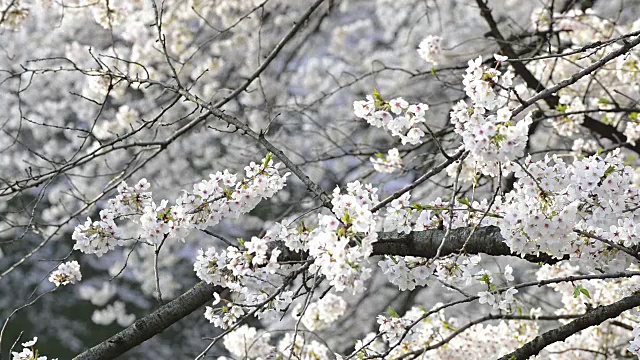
372,88,386,108
600,165,616,182
262,152,273,169
385,307,400,318
412,202,425,211
555,103,568,112
441,320,457,331
478,273,492,285
573,284,591,299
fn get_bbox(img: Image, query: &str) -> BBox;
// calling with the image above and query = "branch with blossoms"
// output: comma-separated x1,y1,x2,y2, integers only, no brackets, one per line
498,292,640,360
68,54,640,356
476,0,640,155
7,1,640,359
68,220,640,359
0,0,332,288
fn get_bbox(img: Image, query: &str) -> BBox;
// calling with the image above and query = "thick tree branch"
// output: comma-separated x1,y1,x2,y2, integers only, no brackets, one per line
498,292,640,360
372,226,564,264
73,282,222,360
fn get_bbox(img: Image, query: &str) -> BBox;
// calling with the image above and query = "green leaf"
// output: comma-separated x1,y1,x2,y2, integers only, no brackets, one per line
372,88,385,107
600,165,616,182
375,152,385,159
441,320,457,331
573,284,591,299
386,308,400,318
342,212,351,224
573,286,580,298
412,202,425,211
478,273,492,285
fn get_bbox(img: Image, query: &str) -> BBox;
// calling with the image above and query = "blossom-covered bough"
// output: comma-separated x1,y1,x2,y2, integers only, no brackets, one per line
4,0,640,359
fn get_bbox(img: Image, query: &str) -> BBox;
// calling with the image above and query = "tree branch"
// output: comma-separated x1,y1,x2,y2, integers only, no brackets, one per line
73,282,222,360
372,225,565,264
498,292,640,360
476,0,640,154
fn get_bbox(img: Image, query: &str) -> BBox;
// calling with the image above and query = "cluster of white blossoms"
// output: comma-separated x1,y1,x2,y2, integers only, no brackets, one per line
197,199,367,331
72,211,125,257
294,293,347,331
307,181,379,293
450,55,531,177
108,179,154,215
11,337,57,360
73,155,289,255
537,263,639,318
353,93,429,145
478,287,518,312
203,300,246,330
91,300,135,327
78,280,135,327
275,333,332,360
221,325,274,359
382,193,414,234
217,325,333,360
417,35,443,65
379,255,434,291
381,252,518,311
172,153,290,232
495,149,640,268
382,194,495,237
48,261,82,287
571,138,598,155
268,221,311,253
78,283,116,306
72,179,151,256
194,234,282,291
370,148,403,173
366,304,537,359
196,236,292,328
